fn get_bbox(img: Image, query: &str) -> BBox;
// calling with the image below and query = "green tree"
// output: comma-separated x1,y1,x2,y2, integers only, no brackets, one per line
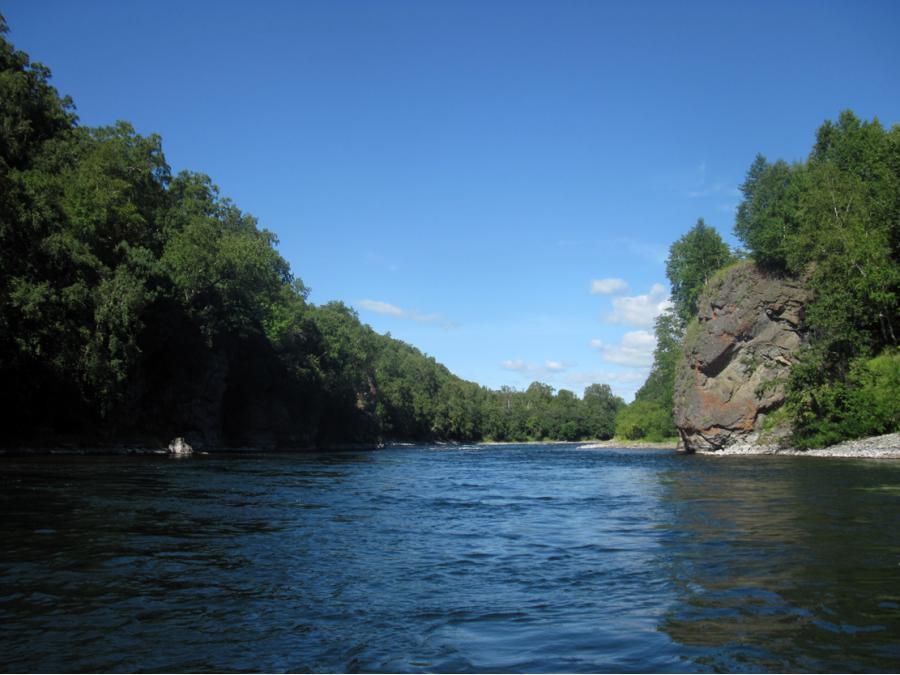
614,400,673,442
582,383,624,439
734,111,899,446
665,218,735,324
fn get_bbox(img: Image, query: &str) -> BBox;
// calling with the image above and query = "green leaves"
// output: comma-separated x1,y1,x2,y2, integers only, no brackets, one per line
666,218,735,324
614,400,674,442
733,110,899,446
161,171,291,340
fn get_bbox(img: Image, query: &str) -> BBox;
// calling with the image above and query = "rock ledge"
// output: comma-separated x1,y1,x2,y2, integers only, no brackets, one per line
167,437,194,455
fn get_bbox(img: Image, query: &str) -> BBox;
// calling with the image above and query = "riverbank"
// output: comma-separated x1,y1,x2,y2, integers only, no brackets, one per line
4,433,896,457
697,432,900,458
577,439,679,450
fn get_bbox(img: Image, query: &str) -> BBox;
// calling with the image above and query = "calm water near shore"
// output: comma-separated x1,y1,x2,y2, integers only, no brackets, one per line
2,444,900,672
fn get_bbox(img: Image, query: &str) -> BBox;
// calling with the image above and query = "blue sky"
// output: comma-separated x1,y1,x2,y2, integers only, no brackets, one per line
7,1,899,400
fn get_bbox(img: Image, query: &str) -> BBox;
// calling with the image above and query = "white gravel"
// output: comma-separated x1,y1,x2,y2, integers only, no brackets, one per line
696,432,900,458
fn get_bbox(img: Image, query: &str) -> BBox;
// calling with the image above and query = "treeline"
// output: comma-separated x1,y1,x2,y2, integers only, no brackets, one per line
618,110,899,447
0,19,622,448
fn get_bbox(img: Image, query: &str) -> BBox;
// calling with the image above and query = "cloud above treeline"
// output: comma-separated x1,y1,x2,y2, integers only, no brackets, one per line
605,283,672,327
560,368,649,400
357,299,452,327
501,359,571,374
497,358,648,399
590,330,656,367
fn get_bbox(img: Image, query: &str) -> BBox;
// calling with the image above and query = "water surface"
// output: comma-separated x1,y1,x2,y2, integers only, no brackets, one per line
2,444,899,672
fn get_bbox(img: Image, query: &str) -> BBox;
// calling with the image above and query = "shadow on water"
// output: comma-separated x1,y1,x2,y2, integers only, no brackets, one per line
655,455,900,672
0,454,349,672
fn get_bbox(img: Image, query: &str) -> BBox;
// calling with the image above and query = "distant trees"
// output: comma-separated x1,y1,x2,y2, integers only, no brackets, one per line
582,383,622,440
0,19,623,447
613,308,684,441
477,382,624,442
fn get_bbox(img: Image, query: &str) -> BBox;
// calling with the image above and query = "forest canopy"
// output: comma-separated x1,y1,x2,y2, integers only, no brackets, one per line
0,18,623,448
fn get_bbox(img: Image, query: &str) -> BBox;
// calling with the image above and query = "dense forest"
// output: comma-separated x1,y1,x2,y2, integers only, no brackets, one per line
0,19,624,448
619,111,899,447
3,18,896,450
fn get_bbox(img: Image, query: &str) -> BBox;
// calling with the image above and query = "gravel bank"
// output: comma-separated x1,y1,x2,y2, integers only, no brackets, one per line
697,432,900,458
577,439,679,450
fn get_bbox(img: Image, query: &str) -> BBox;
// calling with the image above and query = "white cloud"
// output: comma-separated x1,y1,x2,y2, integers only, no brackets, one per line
590,330,656,367
565,369,647,387
498,360,646,401
357,299,453,327
590,278,628,295
358,299,404,316
499,359,570,376
562,369,649,402
605,283,672,327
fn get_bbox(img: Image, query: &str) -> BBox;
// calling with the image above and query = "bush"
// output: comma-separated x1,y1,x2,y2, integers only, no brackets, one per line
790,349,899,448
615,400,675,442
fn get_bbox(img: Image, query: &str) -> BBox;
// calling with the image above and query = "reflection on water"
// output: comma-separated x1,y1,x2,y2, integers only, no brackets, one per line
657,457,900,672
1,447,899,672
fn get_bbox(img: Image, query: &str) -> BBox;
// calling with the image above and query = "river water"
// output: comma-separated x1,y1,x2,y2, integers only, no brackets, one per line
2,444,899,672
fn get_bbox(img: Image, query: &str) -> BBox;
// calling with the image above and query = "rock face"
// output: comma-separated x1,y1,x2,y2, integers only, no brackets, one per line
675,262,808,452
167,437,193,455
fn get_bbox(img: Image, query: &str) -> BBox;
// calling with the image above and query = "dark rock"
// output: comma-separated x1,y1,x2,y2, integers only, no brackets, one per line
675,262,808,452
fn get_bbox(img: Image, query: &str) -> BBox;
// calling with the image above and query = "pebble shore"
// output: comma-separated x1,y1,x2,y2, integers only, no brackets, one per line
697,432,900,458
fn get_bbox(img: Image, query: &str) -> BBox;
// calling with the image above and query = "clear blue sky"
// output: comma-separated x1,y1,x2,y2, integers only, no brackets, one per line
6,1,899,400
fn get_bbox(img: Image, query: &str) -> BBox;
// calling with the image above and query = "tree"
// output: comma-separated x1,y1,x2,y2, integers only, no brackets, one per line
614,400,673,442
734,111,899,446
634,309,683,412
582,383,624,439
665,218,735,324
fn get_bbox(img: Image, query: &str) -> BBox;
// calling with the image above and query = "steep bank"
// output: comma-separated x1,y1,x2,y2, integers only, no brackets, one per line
674,262,809,452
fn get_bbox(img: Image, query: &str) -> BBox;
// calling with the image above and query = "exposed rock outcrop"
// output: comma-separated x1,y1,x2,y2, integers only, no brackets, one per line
675,262,808,452
167,437,193,455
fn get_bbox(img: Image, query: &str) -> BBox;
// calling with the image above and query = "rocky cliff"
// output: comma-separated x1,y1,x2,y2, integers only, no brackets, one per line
674,262,808,452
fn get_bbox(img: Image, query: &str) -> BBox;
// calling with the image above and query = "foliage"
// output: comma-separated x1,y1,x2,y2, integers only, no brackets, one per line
613,309,682,441
788,350,900,448
0,21,623,447
614,400,674,442
734,110,899,446
665,219,735,324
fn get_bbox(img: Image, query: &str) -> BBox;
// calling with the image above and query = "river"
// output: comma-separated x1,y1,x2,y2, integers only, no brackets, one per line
2,444,899,672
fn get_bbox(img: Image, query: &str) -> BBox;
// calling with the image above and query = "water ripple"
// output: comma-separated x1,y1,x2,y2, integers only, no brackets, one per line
2,446,900,672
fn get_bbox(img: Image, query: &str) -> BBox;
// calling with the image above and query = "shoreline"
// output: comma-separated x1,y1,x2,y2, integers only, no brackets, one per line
695,432,900,459
2,433,896,458
576,439,679,450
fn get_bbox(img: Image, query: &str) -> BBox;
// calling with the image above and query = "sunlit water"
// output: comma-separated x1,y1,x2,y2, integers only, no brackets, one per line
2,444,899,672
